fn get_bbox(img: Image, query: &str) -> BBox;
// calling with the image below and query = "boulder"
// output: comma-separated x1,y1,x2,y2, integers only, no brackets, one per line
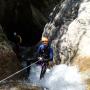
0,25,22,81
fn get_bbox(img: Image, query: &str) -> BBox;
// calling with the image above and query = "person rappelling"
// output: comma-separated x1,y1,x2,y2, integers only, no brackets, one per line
13,32,22,46
36,36,53,79
12,33,53,79
13,32,22,59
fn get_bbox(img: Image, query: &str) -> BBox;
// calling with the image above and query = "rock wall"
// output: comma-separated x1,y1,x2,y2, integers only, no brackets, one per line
43,0,90,89
42,0,81,63
0,0,62,46
0,25,22,80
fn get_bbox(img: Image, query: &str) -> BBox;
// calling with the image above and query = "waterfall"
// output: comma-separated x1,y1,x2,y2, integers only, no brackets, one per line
29,64,85,90
28,0,90,90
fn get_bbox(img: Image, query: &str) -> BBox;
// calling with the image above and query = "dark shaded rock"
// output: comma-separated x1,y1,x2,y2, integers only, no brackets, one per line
0,0,61,46
0,81,43,90
0,25,22,81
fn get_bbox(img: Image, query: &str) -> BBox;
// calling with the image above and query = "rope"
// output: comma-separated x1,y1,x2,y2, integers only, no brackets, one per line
0,59,41,84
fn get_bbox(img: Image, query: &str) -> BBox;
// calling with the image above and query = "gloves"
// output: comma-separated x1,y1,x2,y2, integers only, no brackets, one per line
38,57,43,61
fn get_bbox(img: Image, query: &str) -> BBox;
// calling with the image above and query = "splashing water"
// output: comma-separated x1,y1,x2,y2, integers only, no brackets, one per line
29,64,85,90
28,64,42,85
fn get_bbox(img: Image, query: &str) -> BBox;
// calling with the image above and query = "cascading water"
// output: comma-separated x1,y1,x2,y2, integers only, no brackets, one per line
29,64,85,90
0,0,90,89
28,0,90,90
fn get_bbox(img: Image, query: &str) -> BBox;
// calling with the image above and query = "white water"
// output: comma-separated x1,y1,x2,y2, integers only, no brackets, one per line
29,64,85,90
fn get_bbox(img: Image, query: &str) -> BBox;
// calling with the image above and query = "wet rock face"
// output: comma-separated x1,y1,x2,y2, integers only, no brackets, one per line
0,82,43,90
0,26,22,80
42,0,81,62
71,1,90,89
43,0,90,89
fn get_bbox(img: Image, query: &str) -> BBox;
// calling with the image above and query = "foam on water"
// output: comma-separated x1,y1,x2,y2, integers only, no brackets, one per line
29,64,85,90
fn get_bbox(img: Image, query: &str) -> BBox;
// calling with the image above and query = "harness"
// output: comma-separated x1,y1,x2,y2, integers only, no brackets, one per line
39,45,50,60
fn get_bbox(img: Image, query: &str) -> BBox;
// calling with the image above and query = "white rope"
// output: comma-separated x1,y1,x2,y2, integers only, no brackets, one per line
0,59,41,83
